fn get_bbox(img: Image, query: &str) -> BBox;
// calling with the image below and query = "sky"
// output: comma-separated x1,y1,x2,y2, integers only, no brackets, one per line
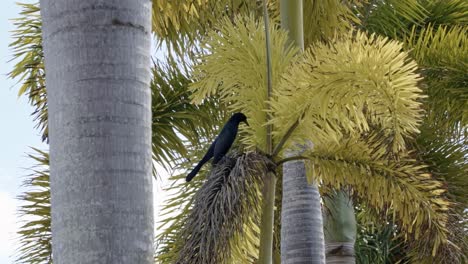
0,1,169,263
0,1,44,263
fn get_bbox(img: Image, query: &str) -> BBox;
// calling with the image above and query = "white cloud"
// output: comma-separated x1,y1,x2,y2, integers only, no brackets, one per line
0,191,19,263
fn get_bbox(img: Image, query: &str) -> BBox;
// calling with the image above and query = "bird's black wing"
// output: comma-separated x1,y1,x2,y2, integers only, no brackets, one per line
186,138,217,182
213,124,237,164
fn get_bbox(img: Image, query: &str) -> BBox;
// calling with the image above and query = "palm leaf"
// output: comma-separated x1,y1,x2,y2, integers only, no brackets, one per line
356,0,427,38
152,0,279,60
156,150,269,263
405,25,468,134
155,141,217,263
405,124,468,263
420,0,468,26
272,31,424,153
354,204,408,264
9,2,47,141
303,0,359,46
190,15,300,151
151,56,224,170
15,148,52,264
415,125,468,209
305,134,450,257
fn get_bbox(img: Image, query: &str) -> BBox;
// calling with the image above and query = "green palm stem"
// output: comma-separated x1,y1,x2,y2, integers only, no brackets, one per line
259,171,278,263
323,190,357,264
280,0,304,49
258,0,277,263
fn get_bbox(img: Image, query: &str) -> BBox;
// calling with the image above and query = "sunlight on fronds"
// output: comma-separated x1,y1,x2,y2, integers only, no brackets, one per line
272,31,424,153
406,25,468,132
16,148,52,264
356,0,426,38
9,2,47,141
156,151,269,263
303,0,359,46
152,0,279,58
304,135,450,257
190,15,299,151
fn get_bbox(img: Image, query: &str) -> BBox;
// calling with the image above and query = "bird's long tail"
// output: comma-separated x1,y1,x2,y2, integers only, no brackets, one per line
186,162,204,182
186,139,216,182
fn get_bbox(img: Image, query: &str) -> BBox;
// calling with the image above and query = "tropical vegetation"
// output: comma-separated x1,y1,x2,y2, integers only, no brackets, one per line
9,0,467,263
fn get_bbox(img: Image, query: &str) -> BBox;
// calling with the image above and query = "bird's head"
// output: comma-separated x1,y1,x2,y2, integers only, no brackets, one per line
231,112,249,126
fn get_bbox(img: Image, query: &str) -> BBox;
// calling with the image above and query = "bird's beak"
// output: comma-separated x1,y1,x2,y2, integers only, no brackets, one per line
244,120,249,126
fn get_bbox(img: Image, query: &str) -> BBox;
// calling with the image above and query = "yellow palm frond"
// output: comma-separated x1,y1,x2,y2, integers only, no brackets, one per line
272,31,424,153
152,0,279,56
305,135,450,257
190,15,299,151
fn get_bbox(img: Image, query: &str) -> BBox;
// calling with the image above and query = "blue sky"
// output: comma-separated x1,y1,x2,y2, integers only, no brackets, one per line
1,1,45,263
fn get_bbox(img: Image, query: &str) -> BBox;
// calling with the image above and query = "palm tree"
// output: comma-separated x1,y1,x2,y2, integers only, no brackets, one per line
11,3,222,262
153,5,452,262
12,1,464,263
331,2,468,263
278,1,326,263
38,0,154,262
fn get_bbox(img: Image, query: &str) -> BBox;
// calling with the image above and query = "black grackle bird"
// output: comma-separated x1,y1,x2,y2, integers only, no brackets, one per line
186,112,249,182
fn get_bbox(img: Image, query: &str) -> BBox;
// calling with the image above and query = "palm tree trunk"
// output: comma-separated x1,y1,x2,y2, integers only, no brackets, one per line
281,154,326,264
323,191,356,264
325,242,355,264
279,1,325,263
40,1,154,263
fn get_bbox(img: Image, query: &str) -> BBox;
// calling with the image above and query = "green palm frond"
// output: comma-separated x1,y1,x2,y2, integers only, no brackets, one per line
151,57,224,170
354,205,408,264
156,151,268,263
9,2,47,141
416,125,468,208
303,0,359,46
272,31,424,153
155,151,206,263
356,0,427,38
405,124,468,263
304,135,450,257
155,140,221,263
405,25,468,133
190,15,300,151
420,0,468,26
16,148,52,264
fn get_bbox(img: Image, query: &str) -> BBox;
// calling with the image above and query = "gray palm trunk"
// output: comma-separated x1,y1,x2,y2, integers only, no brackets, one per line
40,1,154,263
323,191,356,264
279,1,325,263
281,154,326,264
